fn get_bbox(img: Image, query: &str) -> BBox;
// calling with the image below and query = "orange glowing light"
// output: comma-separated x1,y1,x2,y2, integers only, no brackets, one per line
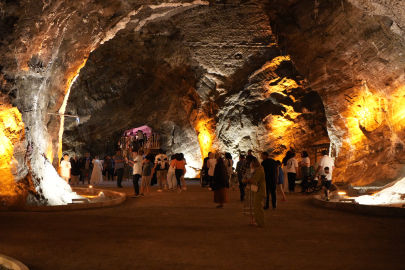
0,106,25,196
195,119,215,160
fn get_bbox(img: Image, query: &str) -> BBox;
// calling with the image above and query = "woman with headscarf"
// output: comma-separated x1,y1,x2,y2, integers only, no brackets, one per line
212,156,230,208
282,151,293,193
244,158,266,228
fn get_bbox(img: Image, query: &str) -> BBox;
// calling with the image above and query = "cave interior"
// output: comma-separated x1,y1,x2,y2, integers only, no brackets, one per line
1,0,405,206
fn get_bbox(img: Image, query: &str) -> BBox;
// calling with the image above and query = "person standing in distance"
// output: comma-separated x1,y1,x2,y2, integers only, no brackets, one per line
152,149,169,192
261,152,278,210
128,150,143,197
60,153,71,183
314,150,335,199
114,149,125,188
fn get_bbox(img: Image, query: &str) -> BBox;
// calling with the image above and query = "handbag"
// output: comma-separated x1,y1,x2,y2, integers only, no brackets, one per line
250,184,258,192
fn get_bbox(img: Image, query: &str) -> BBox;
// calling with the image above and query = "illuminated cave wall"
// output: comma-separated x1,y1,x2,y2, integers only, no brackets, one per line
62,3,328,175
263,0,405,186
2,0,405,205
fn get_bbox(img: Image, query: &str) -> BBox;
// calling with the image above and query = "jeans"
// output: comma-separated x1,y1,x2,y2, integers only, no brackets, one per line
265,186,277,209
175,169,183,188
287,172,296,192
116,168,124,187
238,174,245,201
132,174,141,195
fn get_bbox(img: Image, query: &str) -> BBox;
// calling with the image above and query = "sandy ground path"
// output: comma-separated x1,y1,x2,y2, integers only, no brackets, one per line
1,180,405,270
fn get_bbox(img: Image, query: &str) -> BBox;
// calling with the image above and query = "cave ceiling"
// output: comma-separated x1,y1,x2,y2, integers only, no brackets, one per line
1,0,405,204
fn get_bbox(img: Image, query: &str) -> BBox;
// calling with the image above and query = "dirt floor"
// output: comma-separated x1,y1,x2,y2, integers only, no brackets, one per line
1,180,405,270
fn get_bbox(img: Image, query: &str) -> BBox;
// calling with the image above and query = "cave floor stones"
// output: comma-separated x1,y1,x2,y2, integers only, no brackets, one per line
0,181,404,270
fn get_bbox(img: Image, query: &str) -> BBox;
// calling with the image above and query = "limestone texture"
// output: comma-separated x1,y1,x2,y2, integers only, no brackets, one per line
1,0,405,204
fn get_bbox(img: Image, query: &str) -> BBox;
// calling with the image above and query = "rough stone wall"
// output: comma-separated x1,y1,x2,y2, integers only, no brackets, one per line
64,3,329,176
263,0,405,185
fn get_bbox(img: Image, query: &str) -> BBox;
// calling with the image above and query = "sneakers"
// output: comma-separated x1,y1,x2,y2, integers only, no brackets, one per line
157,189,162,192
182,187,187,191
325,197,330,201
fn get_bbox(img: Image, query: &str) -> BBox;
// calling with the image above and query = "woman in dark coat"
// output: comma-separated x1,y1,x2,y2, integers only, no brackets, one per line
212,156,230,208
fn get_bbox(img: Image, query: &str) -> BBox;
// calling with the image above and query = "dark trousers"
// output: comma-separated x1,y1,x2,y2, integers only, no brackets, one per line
238,174,245,201
133,174,141,195
209,176,214,188
175,169,183,188
116,168,124,187
139,139,144,147
287,172,296,192
265,186,277,209
107,169,114,180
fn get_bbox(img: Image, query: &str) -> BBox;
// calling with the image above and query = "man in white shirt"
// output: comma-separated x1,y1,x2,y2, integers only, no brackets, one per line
60,154,71,183
152,149,169,192
315,150,335,194
128,150,144,198
315,150,335,177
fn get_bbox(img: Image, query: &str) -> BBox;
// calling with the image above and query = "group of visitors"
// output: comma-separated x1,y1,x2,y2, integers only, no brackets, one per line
60,146,335,227
201,148,335,228
60,152,104,185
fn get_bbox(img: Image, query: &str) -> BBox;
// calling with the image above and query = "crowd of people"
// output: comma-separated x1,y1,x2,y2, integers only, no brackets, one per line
59,147,335,229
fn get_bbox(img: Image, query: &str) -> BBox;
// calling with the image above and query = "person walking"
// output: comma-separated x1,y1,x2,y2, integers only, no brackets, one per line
140,155,152,197
104,156,115,181
314,150,335,200
261,152,278,210
114,149,125,188
244,158,266,228
152,149,169,192
167,154,177,190
299,151,311,193
128,150,143,198
286,152,299,193
281,151,293,193
60,153,71,183
90,156,103,185
276,161,287,201
236,154,247,201
172,153,186,193
207,152,216,191
180,153,187,190
212,156,230,208
224,152,234,191
82,153,93,184
70,155,80,185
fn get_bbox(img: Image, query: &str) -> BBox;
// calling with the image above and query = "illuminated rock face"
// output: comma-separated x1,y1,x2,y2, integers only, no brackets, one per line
63,4,328,174
263,0,405,186
1,0,404,204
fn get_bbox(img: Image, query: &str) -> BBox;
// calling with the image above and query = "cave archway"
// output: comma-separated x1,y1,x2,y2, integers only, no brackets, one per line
2,0,405,206
61,3,329,180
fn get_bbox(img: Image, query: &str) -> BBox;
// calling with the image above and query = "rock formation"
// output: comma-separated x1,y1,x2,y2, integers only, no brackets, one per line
0,0,404,205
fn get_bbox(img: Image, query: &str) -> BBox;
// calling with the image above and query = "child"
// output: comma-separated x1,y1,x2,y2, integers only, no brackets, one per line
323,167,332,201
60,154,71,183
276,161,287,202
140,156,152,197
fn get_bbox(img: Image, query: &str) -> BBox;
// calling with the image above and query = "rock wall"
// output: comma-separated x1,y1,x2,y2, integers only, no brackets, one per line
63,3,329,176
263,0,405,185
